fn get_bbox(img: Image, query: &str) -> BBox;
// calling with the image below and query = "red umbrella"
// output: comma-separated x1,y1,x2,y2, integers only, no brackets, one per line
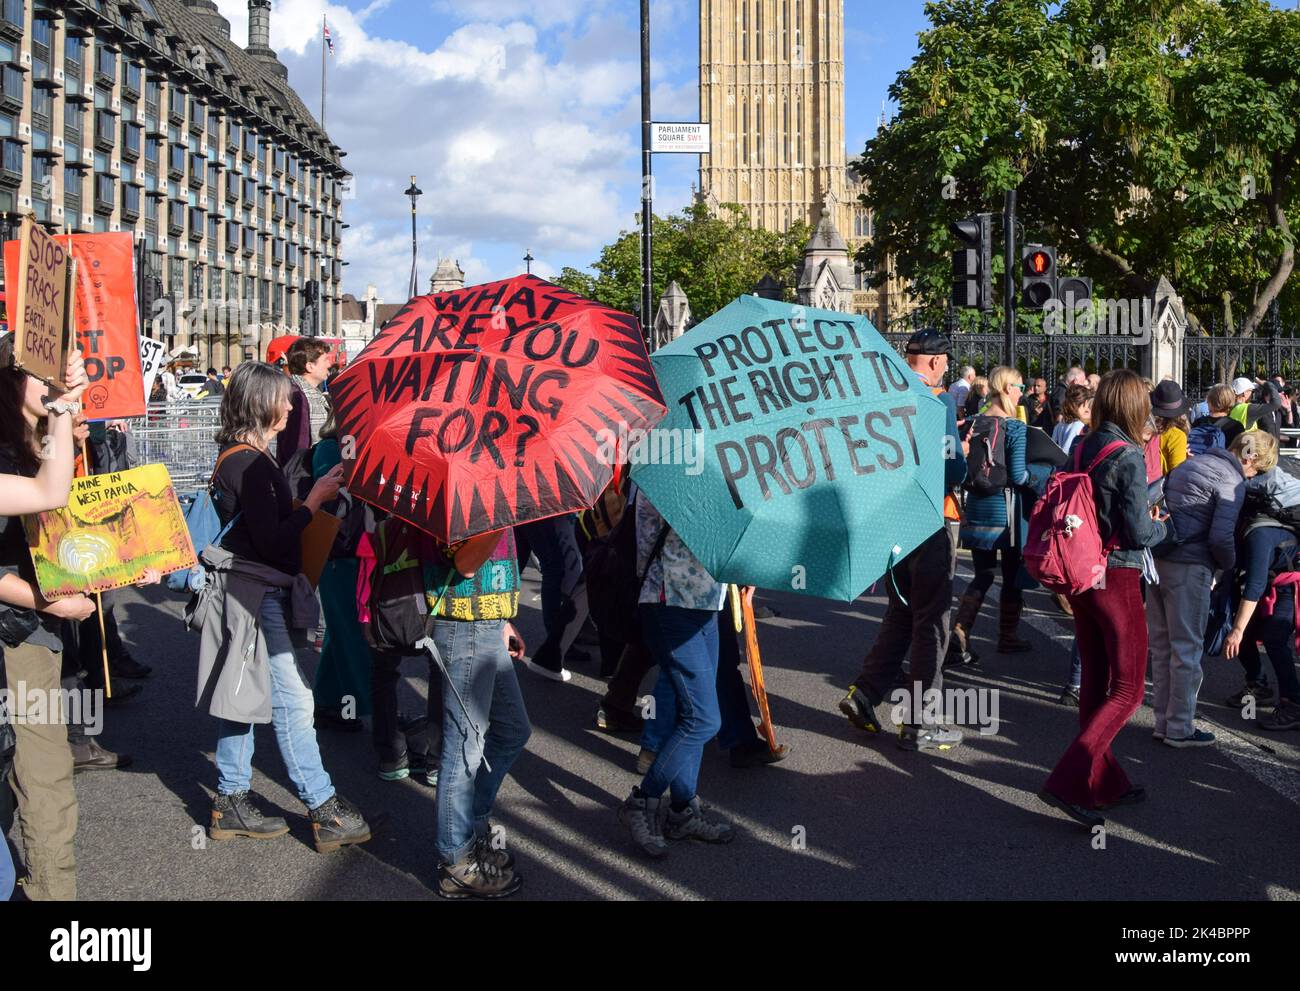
330,275,666,542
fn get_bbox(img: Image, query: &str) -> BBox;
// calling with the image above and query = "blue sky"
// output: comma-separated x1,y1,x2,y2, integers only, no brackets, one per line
214,1,932,303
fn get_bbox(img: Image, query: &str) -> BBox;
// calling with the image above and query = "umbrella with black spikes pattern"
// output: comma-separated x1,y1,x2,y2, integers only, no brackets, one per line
329,275,666,543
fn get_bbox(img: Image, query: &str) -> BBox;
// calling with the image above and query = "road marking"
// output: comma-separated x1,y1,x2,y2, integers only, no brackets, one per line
958,561,1300,810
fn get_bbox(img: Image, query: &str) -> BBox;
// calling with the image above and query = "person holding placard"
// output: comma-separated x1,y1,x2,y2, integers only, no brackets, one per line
0,337,91,901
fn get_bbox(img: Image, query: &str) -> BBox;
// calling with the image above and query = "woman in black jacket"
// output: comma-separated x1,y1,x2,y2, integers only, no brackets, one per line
206,362,370,853
1040,370,1168,828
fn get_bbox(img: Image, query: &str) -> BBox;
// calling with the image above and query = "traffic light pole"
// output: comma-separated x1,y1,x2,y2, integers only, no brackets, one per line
1003,189,1016,364
639,0,653,347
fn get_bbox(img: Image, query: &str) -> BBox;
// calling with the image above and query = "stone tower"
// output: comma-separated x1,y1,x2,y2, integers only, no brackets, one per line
429,258,466,293
699,0,850,236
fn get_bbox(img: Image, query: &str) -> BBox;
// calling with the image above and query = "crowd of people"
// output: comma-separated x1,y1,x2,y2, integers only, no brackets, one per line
3,329,1300,901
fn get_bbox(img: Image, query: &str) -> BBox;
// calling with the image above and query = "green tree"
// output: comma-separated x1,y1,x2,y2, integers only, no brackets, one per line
555,202,811,322
857,0,1298,335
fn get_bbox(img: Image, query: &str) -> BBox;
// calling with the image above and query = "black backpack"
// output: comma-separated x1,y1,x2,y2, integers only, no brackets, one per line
964,415,1009,495
281,442,319,503
367,518,438,653
583,494,669,646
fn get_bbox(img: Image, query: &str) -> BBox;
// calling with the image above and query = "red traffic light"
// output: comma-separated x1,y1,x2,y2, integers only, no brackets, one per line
1024,250,1052,276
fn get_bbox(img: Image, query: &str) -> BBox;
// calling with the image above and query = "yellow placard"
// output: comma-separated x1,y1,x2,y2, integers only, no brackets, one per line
23,464,197,598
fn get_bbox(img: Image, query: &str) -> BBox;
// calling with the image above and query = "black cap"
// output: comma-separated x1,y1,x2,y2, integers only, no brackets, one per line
905,329,951,356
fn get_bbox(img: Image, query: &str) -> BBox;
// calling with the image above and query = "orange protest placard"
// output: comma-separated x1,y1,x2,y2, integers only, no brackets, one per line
4,231,144,419
11,216,71,388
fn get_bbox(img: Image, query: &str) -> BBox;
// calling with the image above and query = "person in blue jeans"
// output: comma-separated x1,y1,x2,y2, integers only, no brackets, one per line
638,600,789,769
205,363,370,854
427,527,531,899
619,493,735,858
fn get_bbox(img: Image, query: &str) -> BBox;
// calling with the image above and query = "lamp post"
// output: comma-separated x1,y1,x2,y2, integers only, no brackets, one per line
524,249,534,275
404,175,422,299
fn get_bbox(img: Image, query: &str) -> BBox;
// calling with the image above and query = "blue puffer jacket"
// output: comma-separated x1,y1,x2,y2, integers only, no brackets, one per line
1074,421,1168,570
1161,446,1245,571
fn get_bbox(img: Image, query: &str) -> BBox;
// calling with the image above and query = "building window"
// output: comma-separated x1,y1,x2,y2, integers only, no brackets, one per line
741,3,748,60
146,136,161,165
95,45,116,85
755,1,762,60
64,165,81,217
741,100,748,165
123,62,141,96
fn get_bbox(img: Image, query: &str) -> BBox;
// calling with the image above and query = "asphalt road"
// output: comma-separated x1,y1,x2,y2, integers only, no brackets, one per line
24,557,1300,901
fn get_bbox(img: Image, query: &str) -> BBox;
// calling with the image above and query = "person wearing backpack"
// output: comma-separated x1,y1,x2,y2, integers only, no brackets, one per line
424,525,531,898
1039,370,1168,828
1222,431,1300,729
950,366,1036,661
200,362,372,854
1187,385,1242,456
1147,427,1254,749
837,329,968,752
1051,384,1093,458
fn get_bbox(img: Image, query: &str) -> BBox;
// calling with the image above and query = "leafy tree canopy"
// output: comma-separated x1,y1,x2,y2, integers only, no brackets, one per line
857,0,1299,336
555,202,812,322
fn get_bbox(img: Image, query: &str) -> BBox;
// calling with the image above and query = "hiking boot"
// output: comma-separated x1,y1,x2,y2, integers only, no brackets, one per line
1225,681,1274,708
997,598,1032,653
109,651,152,679
474,825,516,870
898,724,964,752
665,797,735,844
379,751,411,782
309,794,371,853
838,684,883,734
595,704,643,734
618,787,668,858
209,791,290,841
1164,729,1216,749
72,739,132,772
436,848,522,900
635,748,657,775
1259,699,1300,731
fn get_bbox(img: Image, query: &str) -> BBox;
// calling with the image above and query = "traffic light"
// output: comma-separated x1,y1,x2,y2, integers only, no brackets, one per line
1021,244,1058,309
949,213,993,311
140,275,163,325
1057,275,1093,309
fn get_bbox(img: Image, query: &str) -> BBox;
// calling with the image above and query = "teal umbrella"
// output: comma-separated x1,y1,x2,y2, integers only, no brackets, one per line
630,296,946,601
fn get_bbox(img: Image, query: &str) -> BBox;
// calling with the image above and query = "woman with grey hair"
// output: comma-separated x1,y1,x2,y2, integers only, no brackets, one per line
201,362,371,853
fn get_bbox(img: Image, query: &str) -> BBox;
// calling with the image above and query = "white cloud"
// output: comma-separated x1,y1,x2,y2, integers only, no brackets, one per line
210,1,656,303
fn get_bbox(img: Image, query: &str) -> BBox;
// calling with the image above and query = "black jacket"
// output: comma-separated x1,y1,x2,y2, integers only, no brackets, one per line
1075,421,1168,570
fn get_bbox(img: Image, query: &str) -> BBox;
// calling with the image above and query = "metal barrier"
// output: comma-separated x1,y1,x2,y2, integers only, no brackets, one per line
1281,427,1300,457
124,402,222,494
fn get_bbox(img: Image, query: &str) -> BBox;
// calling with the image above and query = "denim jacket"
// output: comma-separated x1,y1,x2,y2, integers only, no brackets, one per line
1075,421,1168,570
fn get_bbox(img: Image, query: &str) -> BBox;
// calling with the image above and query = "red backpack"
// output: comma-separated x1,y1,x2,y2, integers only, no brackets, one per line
1023,440,1128,595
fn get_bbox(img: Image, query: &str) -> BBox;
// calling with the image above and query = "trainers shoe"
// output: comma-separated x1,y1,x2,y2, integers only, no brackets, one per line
436,848,522,900
635,748,657,775
838,685,883,734
1058,686,1081,707
1225,681,1274,708
618,787,668,858
209,791,290,841
425,766,439,788
1164,729,1216,749
1258,699,1300,731
729,738,791,768
309,794,372,853
595,704,644,734
523,641,572,683
665,797,735,844
898,724,963,752
379,752,411,782
1038,788,1105,829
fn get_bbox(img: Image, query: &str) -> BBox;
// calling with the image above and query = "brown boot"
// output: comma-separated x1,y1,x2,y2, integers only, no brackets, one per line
997,596,1032,653
947,593,984,666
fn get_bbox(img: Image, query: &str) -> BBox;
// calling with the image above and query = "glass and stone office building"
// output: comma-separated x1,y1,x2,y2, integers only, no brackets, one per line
0,0,349,368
